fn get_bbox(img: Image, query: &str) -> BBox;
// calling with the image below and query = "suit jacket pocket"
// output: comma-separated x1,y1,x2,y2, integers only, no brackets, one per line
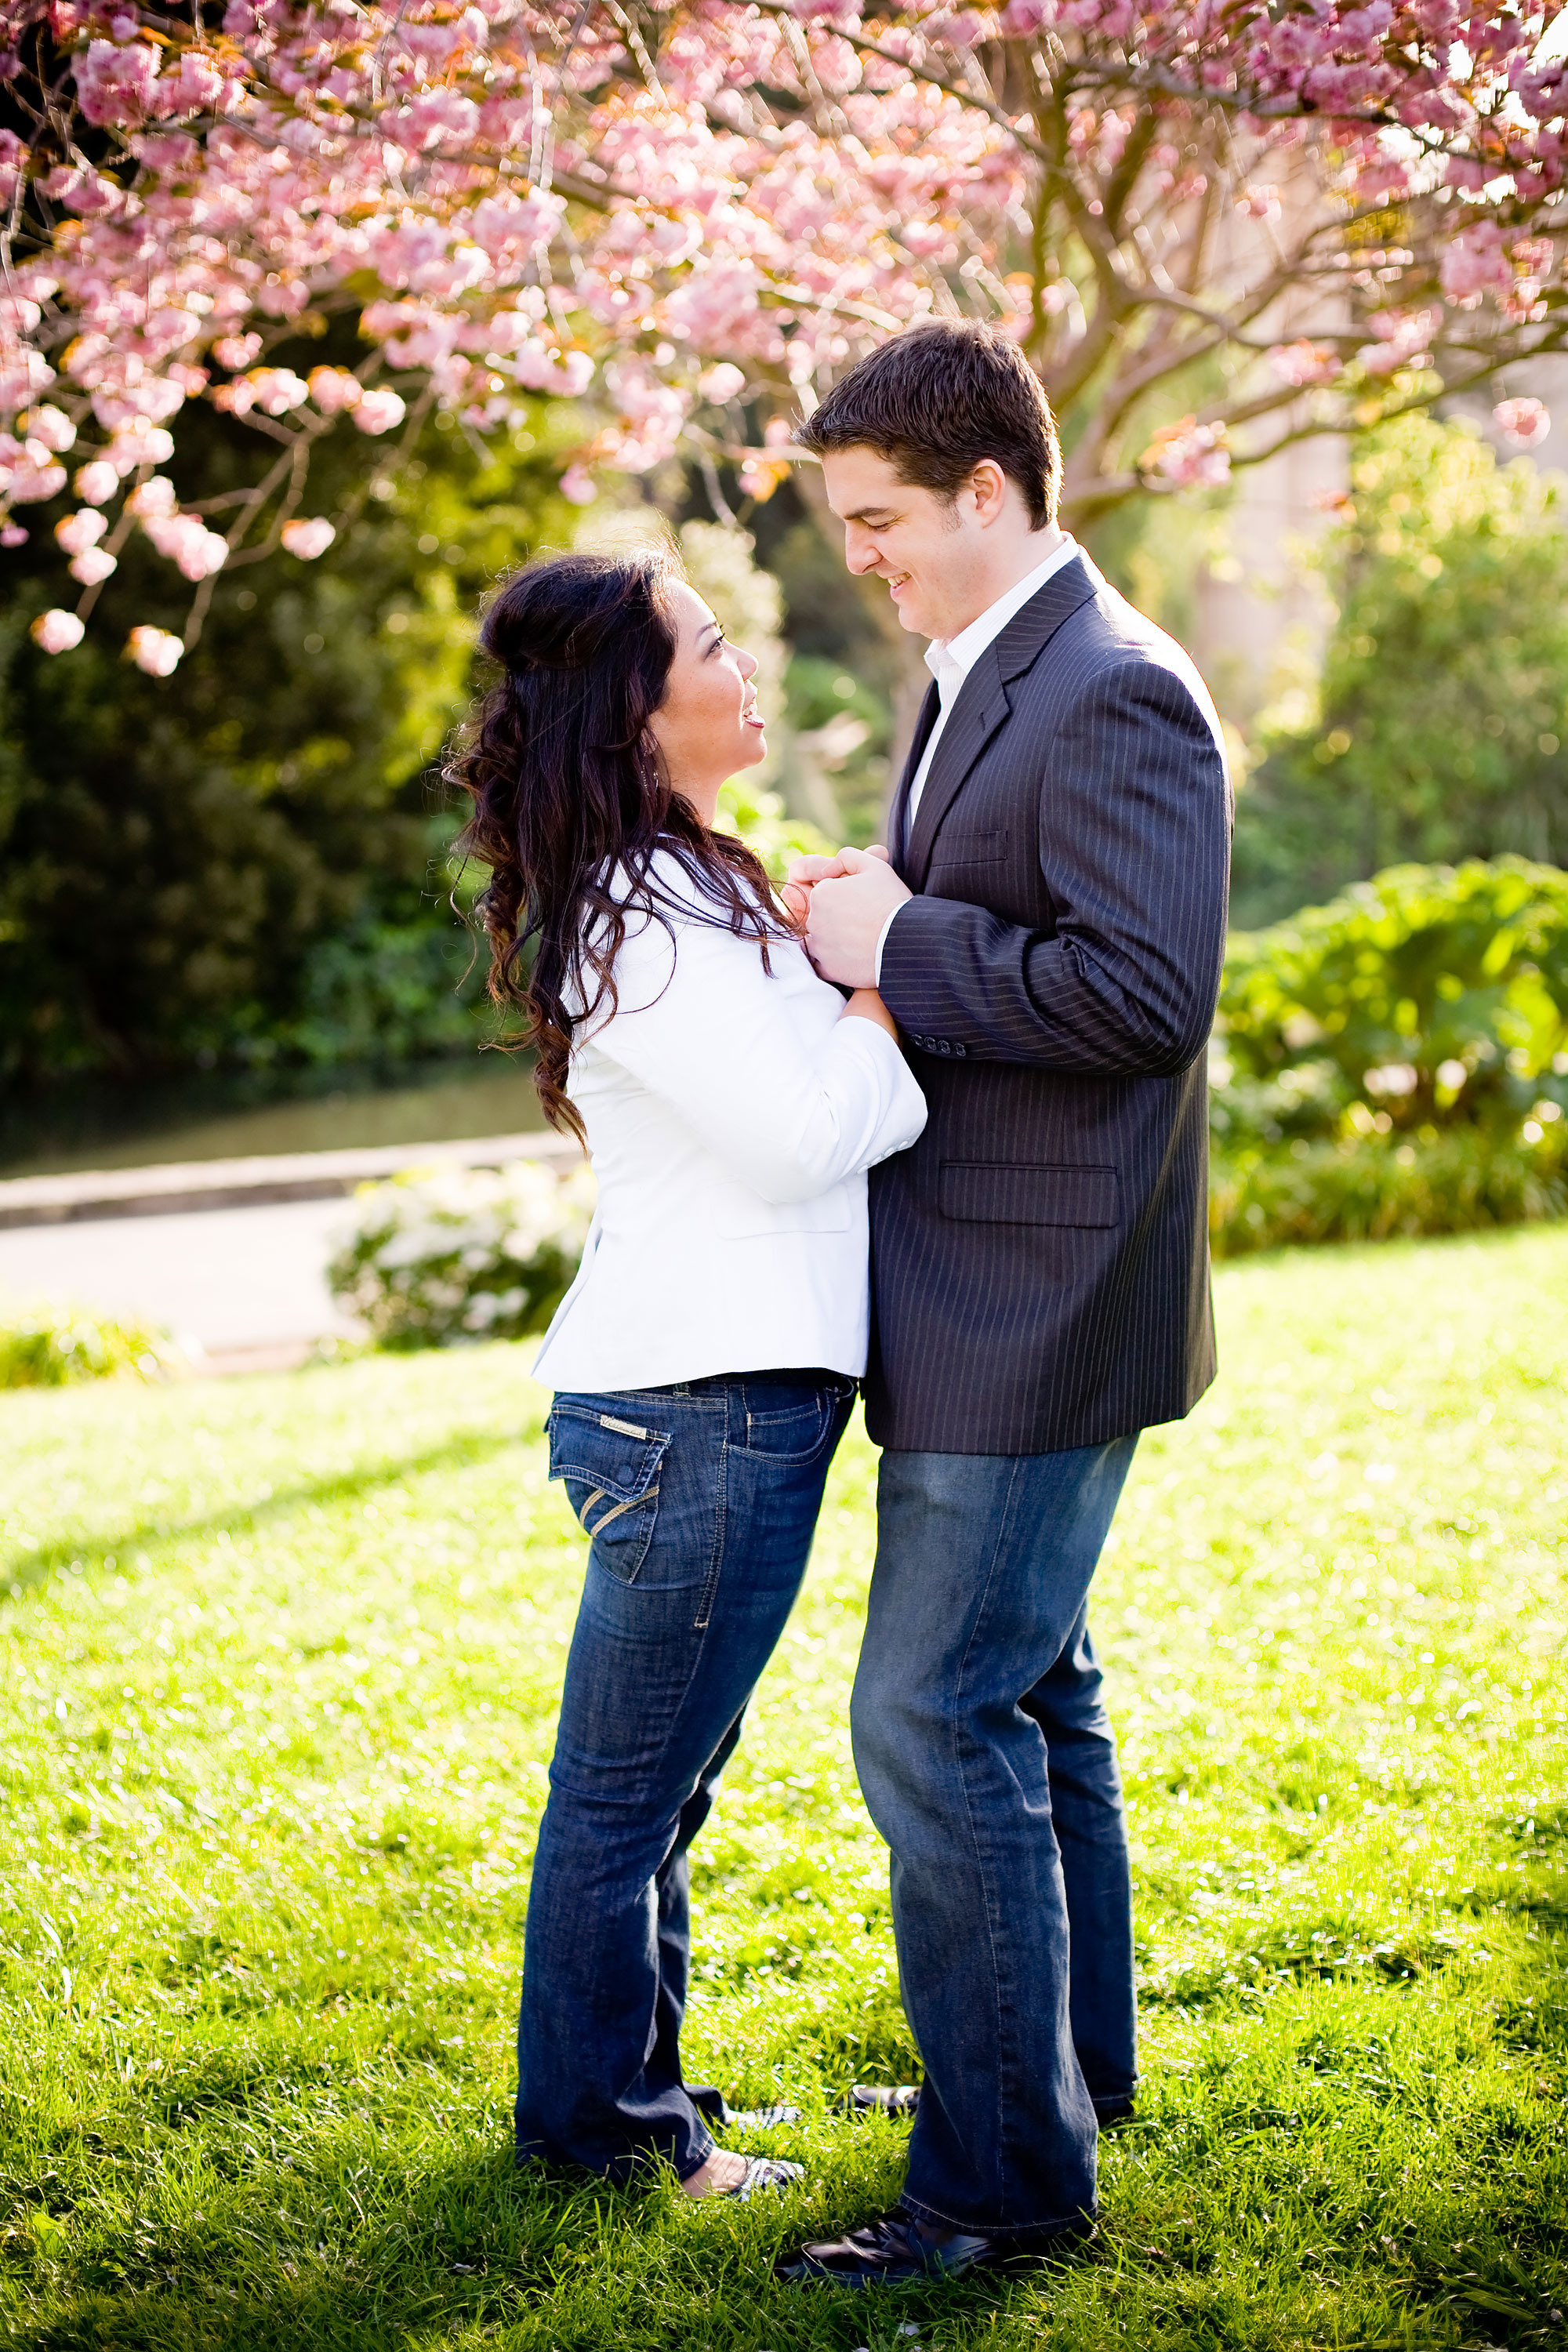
928,827,1008,866
938,1160,1119,1228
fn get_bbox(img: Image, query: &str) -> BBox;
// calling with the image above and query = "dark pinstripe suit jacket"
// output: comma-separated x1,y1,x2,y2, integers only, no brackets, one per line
867,549,1232,1456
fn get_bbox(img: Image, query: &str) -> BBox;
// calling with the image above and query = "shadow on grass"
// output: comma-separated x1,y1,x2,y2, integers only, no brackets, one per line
17,2138,931,2352
2,1425,538,1596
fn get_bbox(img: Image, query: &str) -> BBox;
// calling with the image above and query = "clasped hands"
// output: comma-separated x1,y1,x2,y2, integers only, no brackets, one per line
781,843,913,991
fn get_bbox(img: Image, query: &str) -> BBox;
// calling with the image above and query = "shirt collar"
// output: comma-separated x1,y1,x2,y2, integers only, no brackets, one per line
924,532,1080,699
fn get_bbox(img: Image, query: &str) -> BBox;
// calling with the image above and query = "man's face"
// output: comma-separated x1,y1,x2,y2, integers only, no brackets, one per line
819,445,988,641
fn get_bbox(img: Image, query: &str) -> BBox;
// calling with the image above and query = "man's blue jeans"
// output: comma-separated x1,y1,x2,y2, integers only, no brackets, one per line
515,1370,855,2183
851,1436,1139,2245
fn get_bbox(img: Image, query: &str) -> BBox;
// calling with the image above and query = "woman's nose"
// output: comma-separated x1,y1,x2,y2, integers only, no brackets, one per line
738,647,758,679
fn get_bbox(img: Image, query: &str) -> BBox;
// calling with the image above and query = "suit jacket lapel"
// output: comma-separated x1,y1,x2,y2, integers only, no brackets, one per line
902,553,1104,890
889,681,939,881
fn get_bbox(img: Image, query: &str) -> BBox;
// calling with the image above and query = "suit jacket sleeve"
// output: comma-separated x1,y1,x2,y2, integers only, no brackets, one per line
877,656,1231,1076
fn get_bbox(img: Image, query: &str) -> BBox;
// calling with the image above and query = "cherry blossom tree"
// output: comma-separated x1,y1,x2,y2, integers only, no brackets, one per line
5,0,1568,664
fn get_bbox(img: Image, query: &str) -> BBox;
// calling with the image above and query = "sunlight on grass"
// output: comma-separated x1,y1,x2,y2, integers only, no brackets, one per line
2,1229,1565,2349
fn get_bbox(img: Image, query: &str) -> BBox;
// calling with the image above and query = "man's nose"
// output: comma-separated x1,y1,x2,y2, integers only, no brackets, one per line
845,529,879,576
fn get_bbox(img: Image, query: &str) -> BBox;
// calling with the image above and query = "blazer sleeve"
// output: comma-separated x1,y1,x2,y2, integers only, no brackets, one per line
587,907,927,1202
877,655,1231,1076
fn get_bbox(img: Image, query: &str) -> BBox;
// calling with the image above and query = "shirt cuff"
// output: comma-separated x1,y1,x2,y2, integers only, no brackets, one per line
873,903,904,988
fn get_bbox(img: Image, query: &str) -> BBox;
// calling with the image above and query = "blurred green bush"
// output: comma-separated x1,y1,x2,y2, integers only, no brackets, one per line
0,1304,188,1387
327,1160,596,1350
1211,857,1568,1253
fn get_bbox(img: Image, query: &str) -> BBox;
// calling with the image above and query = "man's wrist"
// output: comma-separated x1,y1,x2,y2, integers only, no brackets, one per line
873,902,906,988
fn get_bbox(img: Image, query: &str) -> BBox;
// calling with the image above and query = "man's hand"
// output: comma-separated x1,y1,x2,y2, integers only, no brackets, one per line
801,845,912,990
780,842,890,931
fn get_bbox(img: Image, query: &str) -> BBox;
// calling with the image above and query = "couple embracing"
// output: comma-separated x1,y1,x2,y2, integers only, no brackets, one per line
455,319,1232,2289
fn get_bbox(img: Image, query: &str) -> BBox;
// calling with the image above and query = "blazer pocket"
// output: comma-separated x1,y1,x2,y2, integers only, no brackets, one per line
547,1402,672,1582
938,1161,1120,1228
714,1183,851,1240
928,827,1008,866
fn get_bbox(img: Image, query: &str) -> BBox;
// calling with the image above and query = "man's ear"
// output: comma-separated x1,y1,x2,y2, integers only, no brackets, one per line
968,458,1010,524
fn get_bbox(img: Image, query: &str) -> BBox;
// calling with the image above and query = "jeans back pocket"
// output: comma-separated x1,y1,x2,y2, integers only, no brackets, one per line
547,1401,673,1584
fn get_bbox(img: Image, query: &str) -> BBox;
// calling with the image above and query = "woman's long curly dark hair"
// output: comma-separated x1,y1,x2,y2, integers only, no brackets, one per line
451,546,786,1142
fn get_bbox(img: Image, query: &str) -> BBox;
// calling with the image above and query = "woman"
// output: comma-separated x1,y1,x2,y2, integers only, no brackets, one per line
454,546,926,2202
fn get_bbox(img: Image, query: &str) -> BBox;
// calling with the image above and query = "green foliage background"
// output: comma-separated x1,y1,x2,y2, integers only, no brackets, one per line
1236,416,1568,927
0,387,582,1090
1212,858,1568,1252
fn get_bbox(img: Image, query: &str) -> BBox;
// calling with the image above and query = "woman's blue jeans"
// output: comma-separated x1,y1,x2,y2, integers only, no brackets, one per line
515,1369,855,2183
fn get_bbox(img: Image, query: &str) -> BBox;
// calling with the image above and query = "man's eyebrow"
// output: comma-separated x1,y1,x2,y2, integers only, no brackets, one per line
842,503,896,522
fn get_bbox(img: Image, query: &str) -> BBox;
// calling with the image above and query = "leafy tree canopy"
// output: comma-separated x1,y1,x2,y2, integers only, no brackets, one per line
1236,416,1568,925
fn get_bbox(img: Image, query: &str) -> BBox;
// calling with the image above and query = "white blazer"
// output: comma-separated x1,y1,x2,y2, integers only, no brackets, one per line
532,852,927,1394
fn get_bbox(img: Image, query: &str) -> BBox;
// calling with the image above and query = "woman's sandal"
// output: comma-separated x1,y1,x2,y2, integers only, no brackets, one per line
710,2155,806,2201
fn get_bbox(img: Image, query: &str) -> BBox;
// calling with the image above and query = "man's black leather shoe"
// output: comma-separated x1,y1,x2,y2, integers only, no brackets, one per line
778,2207,1093,2288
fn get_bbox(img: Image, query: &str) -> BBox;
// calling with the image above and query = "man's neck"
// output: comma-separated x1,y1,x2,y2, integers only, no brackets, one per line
942,523,1067,643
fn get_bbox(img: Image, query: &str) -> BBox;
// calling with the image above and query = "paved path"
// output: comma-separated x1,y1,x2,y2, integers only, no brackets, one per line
0,1196,364,1368
0,1131,584,1371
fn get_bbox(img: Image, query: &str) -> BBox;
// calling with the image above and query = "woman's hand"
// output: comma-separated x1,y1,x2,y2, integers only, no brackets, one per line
841,986,899,1039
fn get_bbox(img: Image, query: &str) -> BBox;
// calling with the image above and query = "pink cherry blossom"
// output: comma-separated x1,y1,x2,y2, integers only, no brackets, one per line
108,423,175,475
1143,415,1230,488
353,389,408,436
3,0,1566,665
1,523,27,546
559,464,598,504
68,545,117,585
1269,340,1342,387
31,609,85,653
1358,307,1437,376
143,511,229,579
6,443,67,503
1494,395,1551,448
76,38,159,129
54,509,108,555
307,368,363,416
281,517,336,558
24,405,77,453
127,623,184,675
699,364,747,403
126,477,179,520
74,460,120,506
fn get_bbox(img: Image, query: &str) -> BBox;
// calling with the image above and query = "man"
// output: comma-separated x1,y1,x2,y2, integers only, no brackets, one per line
779,321,1232,2288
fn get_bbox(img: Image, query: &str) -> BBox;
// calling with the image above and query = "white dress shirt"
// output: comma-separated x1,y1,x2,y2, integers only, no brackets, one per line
532,851,928,1394
875,533,1082,982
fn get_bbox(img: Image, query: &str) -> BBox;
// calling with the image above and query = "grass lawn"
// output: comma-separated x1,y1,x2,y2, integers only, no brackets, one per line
2,1225,1566,2351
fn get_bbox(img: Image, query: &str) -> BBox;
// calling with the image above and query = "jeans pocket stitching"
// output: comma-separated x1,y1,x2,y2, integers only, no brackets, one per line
691,1442,729,1630
736,1399,832,1465
586,1485,659,1537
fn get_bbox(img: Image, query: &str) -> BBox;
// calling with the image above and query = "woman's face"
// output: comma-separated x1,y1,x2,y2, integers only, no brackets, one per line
646,580,767,827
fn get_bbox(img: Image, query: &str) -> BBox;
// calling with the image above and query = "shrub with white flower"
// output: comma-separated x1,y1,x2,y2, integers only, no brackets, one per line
326,1158,595,1351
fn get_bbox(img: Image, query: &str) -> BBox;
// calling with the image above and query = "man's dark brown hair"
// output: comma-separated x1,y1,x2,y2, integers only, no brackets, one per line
794,319,1061,529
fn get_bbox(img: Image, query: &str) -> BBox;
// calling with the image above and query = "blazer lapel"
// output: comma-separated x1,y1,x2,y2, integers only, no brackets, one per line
903,553,1103,889
888,681,939,881
902,655,1012,890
